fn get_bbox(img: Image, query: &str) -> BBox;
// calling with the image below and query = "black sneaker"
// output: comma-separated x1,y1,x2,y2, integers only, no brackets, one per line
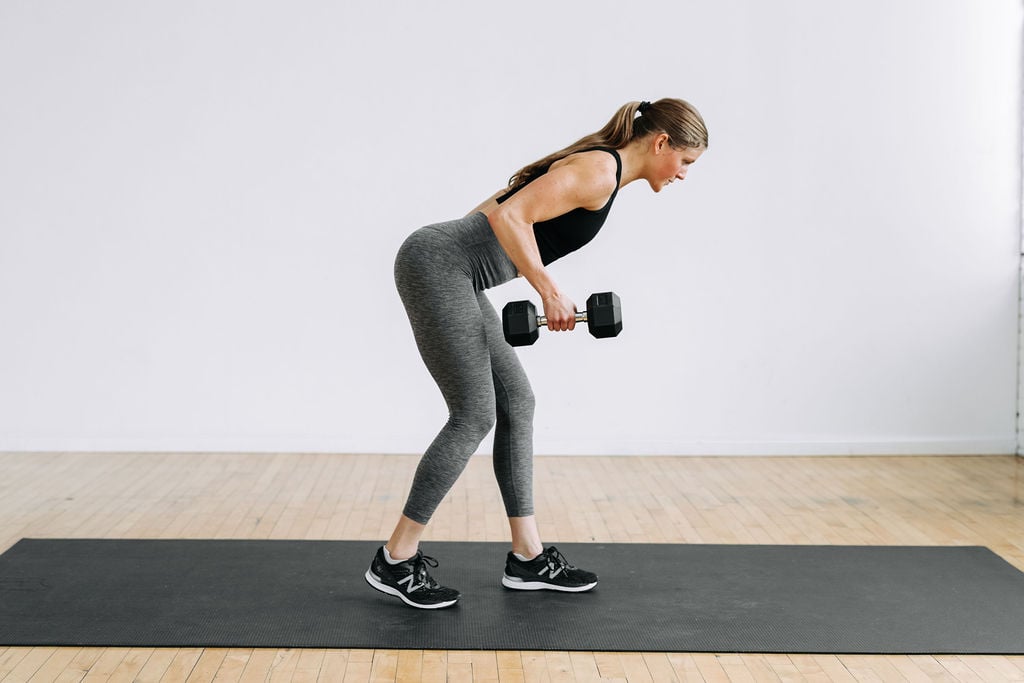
364,547,460,609
502,545,598,592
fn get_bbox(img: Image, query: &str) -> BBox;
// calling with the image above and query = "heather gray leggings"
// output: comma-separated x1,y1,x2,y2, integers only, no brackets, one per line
394,213,535,524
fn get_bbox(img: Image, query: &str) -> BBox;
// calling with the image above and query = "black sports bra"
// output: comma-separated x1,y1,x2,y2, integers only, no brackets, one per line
495,147,621,265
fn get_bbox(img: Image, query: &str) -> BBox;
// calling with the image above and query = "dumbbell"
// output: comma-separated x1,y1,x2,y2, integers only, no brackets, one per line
501,292,622,347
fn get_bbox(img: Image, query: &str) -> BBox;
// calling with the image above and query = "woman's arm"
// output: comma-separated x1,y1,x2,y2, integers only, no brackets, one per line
485,152,618,331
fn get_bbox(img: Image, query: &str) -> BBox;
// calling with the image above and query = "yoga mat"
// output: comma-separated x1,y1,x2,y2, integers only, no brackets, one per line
1,539,1023,653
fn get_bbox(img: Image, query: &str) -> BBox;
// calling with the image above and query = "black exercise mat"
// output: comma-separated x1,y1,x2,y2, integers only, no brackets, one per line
2,539,1023,653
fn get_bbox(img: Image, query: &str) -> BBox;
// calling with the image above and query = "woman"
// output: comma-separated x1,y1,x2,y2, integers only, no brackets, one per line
365,98,708,609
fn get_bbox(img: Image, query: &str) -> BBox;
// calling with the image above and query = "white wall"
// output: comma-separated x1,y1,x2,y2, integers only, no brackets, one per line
0,0,1020,456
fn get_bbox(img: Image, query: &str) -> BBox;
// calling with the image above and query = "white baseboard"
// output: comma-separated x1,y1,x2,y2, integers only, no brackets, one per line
0,436,1016,457
529,438,1018,457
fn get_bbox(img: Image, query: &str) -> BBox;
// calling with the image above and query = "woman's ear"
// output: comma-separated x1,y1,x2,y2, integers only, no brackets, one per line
652,132,671,154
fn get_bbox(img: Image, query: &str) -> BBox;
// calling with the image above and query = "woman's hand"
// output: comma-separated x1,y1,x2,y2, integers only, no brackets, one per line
542,292,577,332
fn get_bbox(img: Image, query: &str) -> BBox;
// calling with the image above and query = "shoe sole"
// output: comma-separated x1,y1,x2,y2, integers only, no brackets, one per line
364,569,459,609
501,574,598,592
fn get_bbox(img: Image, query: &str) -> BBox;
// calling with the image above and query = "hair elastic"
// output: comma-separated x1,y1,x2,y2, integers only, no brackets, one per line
638,101,652,114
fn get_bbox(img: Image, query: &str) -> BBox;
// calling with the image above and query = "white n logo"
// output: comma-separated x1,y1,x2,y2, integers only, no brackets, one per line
537,565,562,579
398,574,423,593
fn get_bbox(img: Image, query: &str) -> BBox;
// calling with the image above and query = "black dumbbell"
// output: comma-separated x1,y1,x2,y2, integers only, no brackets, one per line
501,292,622,346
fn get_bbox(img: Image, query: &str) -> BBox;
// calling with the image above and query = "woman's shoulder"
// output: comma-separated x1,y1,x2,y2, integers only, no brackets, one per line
549,149,619,189
554,148,619,170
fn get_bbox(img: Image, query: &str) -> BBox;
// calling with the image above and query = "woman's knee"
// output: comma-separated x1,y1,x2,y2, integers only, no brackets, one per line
450,399,498,442
514,388,535,425
499,377,535,423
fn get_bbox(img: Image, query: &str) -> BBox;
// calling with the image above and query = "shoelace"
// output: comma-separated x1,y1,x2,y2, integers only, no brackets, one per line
542,546,576,575
411,553,441,589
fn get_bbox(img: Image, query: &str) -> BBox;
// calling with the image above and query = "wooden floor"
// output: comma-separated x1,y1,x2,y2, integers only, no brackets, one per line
0,452,1022,682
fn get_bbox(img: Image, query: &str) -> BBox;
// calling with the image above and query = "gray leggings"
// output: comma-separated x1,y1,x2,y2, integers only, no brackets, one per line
394,213,536,524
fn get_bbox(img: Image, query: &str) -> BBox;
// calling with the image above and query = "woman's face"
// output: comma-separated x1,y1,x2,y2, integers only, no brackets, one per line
648,137,704,192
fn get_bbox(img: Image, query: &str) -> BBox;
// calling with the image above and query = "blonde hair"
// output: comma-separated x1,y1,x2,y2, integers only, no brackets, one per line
508,98,708,191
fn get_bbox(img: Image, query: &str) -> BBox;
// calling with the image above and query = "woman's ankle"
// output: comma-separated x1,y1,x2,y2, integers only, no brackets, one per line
508,515,543,559
386,514,427,561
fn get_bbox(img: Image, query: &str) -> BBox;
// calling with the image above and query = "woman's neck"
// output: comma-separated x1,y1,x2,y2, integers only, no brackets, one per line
614,139,650,188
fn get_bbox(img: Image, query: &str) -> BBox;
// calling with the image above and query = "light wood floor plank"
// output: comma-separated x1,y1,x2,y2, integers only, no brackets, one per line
157,648,204,683
316,651,348,682
26,649,81,683
51,648,103,683
79,648,131,682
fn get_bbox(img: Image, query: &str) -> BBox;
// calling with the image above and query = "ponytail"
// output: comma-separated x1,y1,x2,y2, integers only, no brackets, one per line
507,98,708,192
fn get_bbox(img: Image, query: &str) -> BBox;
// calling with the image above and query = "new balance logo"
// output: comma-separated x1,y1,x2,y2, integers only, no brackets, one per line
538,564,563,579
398,574,425,593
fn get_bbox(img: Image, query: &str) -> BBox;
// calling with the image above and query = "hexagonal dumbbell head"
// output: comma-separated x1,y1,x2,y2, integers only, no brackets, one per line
502,299,540,346
585,292,622,339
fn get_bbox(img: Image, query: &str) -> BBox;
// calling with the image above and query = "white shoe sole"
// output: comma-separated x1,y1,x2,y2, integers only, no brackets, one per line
501,574,598,592
364,569,458,609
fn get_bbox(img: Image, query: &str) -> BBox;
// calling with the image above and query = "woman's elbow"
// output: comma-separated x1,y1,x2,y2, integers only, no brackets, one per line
488,204,528,237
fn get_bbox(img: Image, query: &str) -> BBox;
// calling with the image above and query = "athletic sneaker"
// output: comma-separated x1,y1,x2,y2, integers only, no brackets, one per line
501,545,598,592
364,547,460,609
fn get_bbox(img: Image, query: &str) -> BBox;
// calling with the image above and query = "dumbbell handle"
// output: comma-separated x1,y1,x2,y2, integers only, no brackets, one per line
536,312,588,326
